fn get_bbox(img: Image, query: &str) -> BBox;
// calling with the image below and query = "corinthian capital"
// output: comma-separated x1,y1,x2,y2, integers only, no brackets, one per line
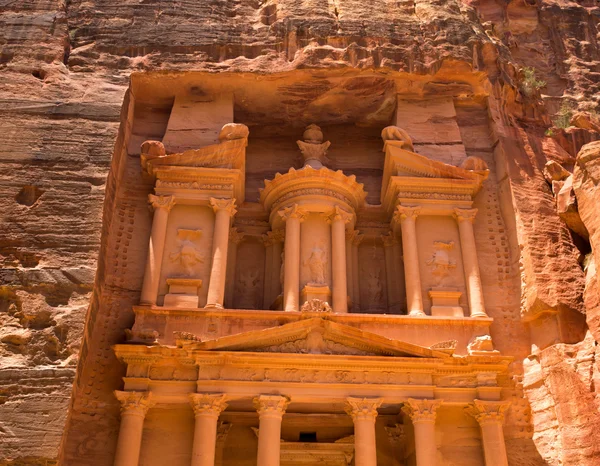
114,390,155,417
453,208,478,223
189,393,228,418
326,206,353,225
381,232,398,247
262,229,285,246
277,204,307,223
465,399,510,426
401,398,442,423
393,205,421,223
345,397,383,422
148,194,176,212
254,395,290,418
229,227,245,245
210,197,237,216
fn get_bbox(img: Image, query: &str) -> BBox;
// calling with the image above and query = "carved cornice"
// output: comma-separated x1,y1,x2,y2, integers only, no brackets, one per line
229,227,245,245
401,398,442,423
148,194,176,212
345,397,383,422
277,204,307,223
189,393,228,418
209,197,237,216
393,205,421,222
254,395,290,418
453,208,478,223
326,206,353,225
465,399,510,426
114,390,155,417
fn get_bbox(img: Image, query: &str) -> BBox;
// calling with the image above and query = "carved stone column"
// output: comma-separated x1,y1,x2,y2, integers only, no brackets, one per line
189,393,228,466
345,397,383,466
113,391,155,466
466,400,511,466
254,395,290,466
453,208,487,318
351,231,364,311
278,205,307,312
328,207,352,313
205,198,237,309
394,206,424,316
140,195,176,306
225,228,244,308
345,230,356,308
382,233,401,313
402,399,442,466
262,229,284,309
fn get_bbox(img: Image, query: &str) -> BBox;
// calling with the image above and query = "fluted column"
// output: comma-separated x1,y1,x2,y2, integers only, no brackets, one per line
402,399,442,466
466,400,510,466
328,207,352,313
189,394,228,466
113,391,155,466
351,231,364,311
205,198,237,309
382,233,401,313
393,206,424,316
140,195,176,305
254,395,290,466
453,208,487,317
345,397,382,466
278,205,307,312
225,228,244,308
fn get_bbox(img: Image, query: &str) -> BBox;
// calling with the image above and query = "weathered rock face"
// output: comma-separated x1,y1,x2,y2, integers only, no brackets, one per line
0,0,599,465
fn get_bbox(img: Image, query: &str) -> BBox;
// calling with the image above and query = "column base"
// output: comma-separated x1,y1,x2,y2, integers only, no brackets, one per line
204,303,225,310
470,311,489,318
409,310,426,317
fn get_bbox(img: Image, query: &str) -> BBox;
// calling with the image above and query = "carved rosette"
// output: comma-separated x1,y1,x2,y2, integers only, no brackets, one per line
262,229,285,246
148,194,176,212
229,227,245,245
277,204,307,223
345,397,383,423
209,197,237,216
465,400,510,427
453,208,478,224
326,206,353,225
189,393,228,419
401,398,442,424
393,205,421,223
254,395,290,419
114,390,156,418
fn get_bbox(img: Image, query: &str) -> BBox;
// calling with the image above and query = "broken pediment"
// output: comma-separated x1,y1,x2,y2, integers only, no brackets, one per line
179,318,450,358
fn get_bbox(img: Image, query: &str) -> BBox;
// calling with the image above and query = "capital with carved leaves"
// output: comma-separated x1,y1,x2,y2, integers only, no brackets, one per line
209,197,237,216
262,229,285,246
326,206,353,225
453,208,478,224
345,397,383,423
401,398,442,424
114,390,156,418
148,194,176,212
254,395,290,420
393,205,421,223
277,204,307,223
229,227,245,245
189,393,228,419
465,399,510,427
381,232,398,247
351,230,365,246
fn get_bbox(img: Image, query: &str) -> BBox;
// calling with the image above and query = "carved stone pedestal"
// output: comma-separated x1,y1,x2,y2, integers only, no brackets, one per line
164,278,203,308
302,285,332,307
428,288,464,317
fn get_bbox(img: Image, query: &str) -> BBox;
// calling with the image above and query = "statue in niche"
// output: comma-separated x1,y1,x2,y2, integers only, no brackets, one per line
237,268,260,309
366,270,383,305
169,229,204,276
304,246,327,285
297,124,331,169
426,241,456,286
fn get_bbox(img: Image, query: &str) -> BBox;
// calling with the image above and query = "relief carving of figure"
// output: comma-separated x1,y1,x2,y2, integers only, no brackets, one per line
304,246,327,285
237,268,260,308
170,229,204,276
366,270,383,305
426,241,456,286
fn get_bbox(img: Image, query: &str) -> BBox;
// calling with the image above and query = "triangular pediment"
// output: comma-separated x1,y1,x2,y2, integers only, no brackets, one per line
179,318,449,358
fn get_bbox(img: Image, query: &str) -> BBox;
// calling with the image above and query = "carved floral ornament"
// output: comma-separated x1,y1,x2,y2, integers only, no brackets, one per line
253,394,290,417
401,398,443,423
188,393,228,417
209,197,237,216
262,228,285,246
453,207,478,223
345,397,383,422
148,194,176,212
465,399,511,426
326,206,353,225
277,204,308,223
393,205,421,222
114,390,155,416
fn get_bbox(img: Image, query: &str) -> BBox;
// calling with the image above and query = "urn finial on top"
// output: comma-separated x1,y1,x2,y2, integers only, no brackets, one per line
297,124,331,169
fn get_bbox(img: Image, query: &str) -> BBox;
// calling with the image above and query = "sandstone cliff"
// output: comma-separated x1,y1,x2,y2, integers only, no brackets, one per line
0,0,599,464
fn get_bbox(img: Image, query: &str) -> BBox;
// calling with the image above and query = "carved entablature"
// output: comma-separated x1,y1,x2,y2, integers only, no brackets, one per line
380,129,489,216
